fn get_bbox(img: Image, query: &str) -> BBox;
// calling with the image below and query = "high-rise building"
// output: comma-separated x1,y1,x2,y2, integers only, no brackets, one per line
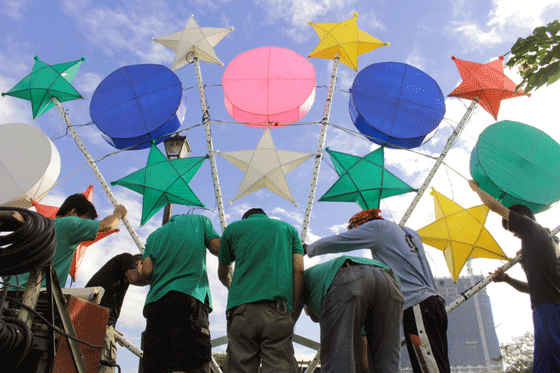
400,275,503,372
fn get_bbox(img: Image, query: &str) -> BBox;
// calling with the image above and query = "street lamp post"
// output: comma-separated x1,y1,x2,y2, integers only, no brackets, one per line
162,134,192,225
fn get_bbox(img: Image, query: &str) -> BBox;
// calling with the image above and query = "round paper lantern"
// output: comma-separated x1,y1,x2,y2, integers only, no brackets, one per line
349,62,446,149
470,120,560,213
90,64,185,150
0,123,60,208
222,46,316,128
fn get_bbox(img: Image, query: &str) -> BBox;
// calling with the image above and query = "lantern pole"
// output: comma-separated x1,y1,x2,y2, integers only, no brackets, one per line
399,98,479,227
52,97,145,253
446,223,560,313
300,55,339,243
193,55,227,232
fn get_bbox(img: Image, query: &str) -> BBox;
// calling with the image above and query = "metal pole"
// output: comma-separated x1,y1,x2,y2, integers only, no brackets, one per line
162,203,172,225
193,56,227,232
115,332,143,358
445,222,560,313
466,260,491,373
399,99,479,227
300,55,340,243
52,97,145,253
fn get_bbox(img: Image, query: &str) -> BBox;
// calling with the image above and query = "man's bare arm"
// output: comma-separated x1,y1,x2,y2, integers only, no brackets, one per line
99,205,128,232
469,180,510,221
218,264,233,289
492,267,529,294
207,238,221,257
292,253,304,321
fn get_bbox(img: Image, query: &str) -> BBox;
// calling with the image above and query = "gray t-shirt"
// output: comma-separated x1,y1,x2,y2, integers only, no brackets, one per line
307,219,439,310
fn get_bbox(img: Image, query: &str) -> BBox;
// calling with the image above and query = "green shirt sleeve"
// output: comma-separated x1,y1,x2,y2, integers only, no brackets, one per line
203,216,221,245
62,216,100,245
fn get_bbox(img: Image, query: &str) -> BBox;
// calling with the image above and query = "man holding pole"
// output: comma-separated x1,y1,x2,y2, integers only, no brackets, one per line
470,180,560,372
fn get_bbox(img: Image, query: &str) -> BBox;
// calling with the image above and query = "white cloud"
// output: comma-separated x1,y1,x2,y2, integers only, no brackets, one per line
74,72,102,96
451,0,560,50
253,0,385,43
0,0,30,20
61,0,182,63
406,44,429,71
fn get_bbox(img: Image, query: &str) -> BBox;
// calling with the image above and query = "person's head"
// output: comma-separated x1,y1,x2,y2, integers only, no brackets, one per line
348,208,382,230
502,204,535,231
242,208,266,220
56,194,98,220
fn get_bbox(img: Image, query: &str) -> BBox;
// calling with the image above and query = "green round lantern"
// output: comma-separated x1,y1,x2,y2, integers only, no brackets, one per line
470,120,560,213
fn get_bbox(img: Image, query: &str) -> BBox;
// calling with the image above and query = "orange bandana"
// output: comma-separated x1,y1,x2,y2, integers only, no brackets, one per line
348,209,382,229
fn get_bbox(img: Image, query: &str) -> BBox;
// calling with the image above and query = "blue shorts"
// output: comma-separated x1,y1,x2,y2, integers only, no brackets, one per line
533,303,560,372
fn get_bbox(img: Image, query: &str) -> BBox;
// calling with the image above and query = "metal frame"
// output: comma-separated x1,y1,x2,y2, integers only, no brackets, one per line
52,97,145,253
301,55,340,243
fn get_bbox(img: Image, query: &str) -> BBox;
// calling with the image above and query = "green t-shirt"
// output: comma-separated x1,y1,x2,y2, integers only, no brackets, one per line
219,214,304,312
9,216,100,289
143,214,220,309
302,255,391,318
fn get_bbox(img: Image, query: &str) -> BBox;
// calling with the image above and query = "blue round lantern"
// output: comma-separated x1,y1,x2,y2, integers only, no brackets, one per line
90,64,184,150
349,62,445,149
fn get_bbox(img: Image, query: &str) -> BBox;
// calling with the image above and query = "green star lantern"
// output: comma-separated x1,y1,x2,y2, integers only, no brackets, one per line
2,56,84,119
111,142,207,226
319,147,416,210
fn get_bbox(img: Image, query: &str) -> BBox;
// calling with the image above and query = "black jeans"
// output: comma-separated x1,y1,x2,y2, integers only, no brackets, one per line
143,291,211,373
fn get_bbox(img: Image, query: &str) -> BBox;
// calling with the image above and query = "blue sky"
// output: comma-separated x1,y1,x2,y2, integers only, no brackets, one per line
2,0,560,370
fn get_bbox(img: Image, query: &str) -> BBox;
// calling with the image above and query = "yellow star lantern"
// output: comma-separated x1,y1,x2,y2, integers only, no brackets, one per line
308,13,389,71
417,189,509,281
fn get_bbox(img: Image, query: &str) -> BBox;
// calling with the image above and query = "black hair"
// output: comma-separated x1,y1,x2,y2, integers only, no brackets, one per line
242,208,266,220
133,254,143,262
56,194,98,220
502,204,536,230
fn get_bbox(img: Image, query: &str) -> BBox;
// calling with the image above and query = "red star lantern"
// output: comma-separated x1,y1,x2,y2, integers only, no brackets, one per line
32,185,119,281
448,56,529,120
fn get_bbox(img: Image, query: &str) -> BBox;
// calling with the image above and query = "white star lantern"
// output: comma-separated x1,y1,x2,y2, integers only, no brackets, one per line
218,129,315,205
153,14,234,69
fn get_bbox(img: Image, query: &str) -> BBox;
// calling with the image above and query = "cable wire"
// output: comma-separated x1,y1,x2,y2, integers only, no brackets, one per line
0,207,57,276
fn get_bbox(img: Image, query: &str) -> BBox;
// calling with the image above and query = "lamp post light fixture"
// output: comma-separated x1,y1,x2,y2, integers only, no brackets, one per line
163,134,192,159
161,134,192,225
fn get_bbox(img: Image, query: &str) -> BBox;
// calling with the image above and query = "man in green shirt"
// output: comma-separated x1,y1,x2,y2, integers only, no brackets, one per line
141,214,221,373
218,208,304,373
8,193,127,289
301,255,403,373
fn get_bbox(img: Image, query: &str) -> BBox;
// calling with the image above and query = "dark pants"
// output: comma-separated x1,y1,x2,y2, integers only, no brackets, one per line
320,264,404,373
403,295,450,373
225,300,298,373
143,291,211,373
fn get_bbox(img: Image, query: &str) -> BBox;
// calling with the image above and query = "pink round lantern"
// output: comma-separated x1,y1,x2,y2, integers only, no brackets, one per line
222,46,316,128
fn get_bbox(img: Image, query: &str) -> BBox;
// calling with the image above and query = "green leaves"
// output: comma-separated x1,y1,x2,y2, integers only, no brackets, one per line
507,20,560,94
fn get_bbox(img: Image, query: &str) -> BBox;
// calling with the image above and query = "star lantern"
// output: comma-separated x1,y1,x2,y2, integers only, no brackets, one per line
153,14,234,69
448,56,528,120
111,142,207,226
308,13,389,71
417,189,509,281
2,56,84,119
319,147,416,210
218,129,314,205
32,185,119,281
